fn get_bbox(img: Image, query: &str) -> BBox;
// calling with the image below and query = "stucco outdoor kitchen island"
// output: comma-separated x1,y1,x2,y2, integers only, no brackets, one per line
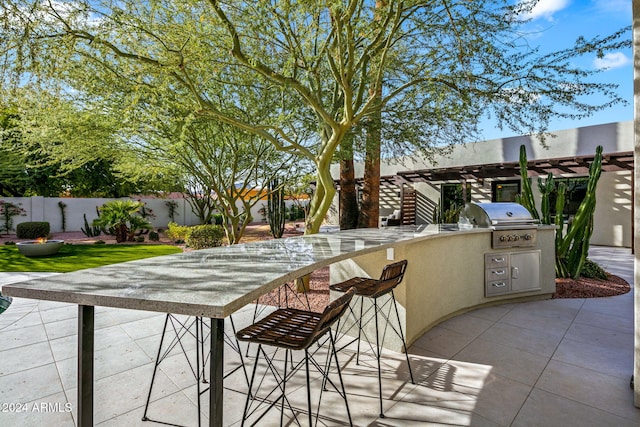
1,224,555,426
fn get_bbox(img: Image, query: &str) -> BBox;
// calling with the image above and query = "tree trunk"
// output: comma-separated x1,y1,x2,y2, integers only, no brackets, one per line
114,223,128,243
339,137,359,230
358,0,385,229
358,110,382,228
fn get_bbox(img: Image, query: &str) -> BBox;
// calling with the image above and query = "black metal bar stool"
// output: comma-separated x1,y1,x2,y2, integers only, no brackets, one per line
236,287,356,426
330,259,415,418
142,314,249,426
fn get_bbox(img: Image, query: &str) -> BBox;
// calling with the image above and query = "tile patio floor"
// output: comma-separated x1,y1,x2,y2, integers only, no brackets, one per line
0,246,638,426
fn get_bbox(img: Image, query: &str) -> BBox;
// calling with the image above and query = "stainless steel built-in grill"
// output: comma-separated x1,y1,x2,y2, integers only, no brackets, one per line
459,202,539,249
459,202,543,297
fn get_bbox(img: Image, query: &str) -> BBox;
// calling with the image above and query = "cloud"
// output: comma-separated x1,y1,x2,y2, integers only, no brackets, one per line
593,0,631,14
593,52,631,70
521,0,571,21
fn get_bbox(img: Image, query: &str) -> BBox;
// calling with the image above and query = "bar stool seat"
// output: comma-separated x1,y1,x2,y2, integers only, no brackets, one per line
330,259,415,418
236,287,356,426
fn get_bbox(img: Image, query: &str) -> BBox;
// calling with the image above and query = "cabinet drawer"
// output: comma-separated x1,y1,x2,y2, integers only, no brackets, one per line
485,253,508,269
486,267,508,282
485,280,510,296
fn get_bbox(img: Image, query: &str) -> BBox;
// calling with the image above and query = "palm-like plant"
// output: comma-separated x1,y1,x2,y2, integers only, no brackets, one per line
93,200,152,243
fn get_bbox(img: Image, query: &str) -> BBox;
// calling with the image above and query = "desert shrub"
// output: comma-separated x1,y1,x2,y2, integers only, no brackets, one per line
213,214,224,225
186,224,225,249
580,258,608,280
93,200,152,243
4,241,15,245
16,222,50,239
167,222,191,242
149,231,160,241
135,235,145,242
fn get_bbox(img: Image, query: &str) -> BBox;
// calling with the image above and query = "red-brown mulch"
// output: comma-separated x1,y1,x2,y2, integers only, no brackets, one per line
553,274,631,299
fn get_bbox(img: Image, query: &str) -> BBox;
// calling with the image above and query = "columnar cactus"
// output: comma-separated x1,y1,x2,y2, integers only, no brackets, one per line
516,145,539,220
518,144,603,279
268,179,286,238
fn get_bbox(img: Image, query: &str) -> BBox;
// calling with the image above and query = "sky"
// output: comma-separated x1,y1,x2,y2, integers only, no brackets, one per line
479,0,633,141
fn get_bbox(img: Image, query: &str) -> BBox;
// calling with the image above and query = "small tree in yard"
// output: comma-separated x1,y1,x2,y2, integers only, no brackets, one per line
93,200,152,243
0,200,26,235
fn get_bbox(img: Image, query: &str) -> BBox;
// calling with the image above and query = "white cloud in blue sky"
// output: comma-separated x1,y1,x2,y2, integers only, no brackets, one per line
522,0,571,21
593,0,631,14
593,52,631,70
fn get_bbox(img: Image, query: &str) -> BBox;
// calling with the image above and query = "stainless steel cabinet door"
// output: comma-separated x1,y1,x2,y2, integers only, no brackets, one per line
510,250,541,293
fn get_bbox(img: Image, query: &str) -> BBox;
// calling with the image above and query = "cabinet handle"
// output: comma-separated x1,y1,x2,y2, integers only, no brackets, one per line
492,282,507,288
492,270,505,275
492,257,505,263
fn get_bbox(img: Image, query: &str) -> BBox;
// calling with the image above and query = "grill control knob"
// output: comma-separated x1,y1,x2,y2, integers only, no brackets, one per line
513,235,520,241
500,235,508,242
523,234,532,240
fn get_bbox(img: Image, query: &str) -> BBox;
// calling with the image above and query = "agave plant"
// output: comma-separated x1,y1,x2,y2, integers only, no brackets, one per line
93,200,152,243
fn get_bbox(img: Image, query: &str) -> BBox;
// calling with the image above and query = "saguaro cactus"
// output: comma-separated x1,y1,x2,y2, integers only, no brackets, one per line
268,179,286,238
518,145,603,279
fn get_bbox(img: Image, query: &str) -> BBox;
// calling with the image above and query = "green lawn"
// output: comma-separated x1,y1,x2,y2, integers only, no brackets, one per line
0,244,183,273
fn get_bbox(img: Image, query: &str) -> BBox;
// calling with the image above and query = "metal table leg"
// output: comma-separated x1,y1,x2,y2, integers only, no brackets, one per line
210,318,224,427
78,305,94,427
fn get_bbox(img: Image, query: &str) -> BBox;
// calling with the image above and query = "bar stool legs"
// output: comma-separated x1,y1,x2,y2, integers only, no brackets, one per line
241,329,351,427
142,314,249,426
237,288,356,426
331,260,415,418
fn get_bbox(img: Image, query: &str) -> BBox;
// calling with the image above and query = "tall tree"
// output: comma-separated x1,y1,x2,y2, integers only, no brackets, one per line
164,117,298,244
0,107,28,196
1,1,630,234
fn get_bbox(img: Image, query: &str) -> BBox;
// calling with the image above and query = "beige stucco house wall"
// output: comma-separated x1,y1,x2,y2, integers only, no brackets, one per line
329,120,633,248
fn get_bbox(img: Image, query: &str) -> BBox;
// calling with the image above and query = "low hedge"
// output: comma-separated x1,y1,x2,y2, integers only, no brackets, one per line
16,222,51,239
186,224,225,249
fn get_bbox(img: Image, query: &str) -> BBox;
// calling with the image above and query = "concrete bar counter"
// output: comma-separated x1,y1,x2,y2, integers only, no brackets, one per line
1,224,555,425
330,224,556,352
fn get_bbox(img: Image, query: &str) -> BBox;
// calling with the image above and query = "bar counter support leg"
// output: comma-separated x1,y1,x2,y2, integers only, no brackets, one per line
210,318,224,427
78,305,94,427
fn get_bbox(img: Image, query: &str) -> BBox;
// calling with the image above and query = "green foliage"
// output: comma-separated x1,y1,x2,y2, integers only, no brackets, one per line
432,204,464,224
16,222,50,239
0,200,27,234
580,258,608,280
149,230,160,241
185,225,225,250
93,200,152,243
212,214,224,225
166,222,191,242
1,0,630,234
288,205,306,221
519,145,604,279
